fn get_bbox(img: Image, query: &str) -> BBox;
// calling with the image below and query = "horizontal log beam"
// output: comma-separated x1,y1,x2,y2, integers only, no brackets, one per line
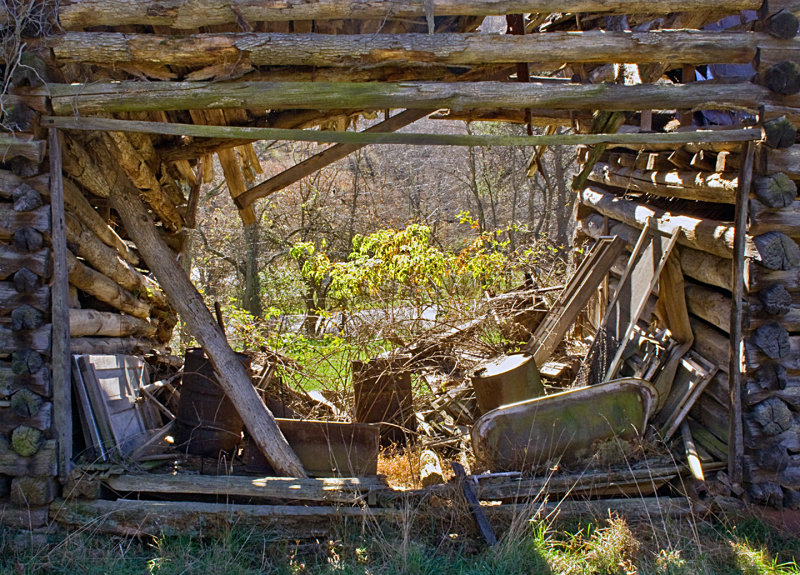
0,248,50,280
44,81,774,115
66,252,150,319
0,325,51,353
42,116,765,148
0,365,51,397
0,134,45,163
50,30,768,69
0,205,50,240
749,200,800,236
69,337,159,355
69,309,155,338
57,0,763,29
0,283,50,315
587,163,739,203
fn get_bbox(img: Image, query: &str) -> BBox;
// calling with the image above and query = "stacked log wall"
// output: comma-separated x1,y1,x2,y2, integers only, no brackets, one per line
0,156,58,528
577,135,800,508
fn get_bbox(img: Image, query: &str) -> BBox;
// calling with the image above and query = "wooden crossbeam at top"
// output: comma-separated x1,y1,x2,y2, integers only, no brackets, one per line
56,0,764,30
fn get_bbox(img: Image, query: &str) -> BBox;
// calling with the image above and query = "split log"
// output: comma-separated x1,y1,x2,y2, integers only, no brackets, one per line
11,304,45,331
0,366,50,398
13,227,44,252
10,477,58,507
763,116,797,149
11,349,44,375
0,325,51,353
0,134,45,163
763,144,800,179
51,30,767,69
47,80,771,116
0,249,49,281
64,213,168,308
63,178,139,266
12,184,43,212
752,232,800,270
751,397,795,436
587,163,738,203
753,173,796,208
749,200,800,237
66,252,150,319
57,0,762,29
0,402,51,433
110,169,306,477
0,283,49,315
763,61,800,95
0,438,56,476
69,308,156,338
0,204,50,240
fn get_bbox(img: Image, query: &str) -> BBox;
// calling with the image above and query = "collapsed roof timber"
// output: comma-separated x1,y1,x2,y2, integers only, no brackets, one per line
1,0,799,537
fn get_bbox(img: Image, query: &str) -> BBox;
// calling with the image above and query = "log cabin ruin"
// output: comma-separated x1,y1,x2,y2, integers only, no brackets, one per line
1,0,800,538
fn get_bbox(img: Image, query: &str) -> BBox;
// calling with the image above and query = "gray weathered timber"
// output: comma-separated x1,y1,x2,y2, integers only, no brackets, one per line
45,81,772,115
110,173,306,477
50,30,765,69
50,128,73,481
0,134,45,163
42,116,764,148
57,0,762,29
69,309,156,338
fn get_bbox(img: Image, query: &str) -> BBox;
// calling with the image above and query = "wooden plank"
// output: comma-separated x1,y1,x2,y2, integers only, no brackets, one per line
43,116,765,148
729,141,755,485
50,128,73,481
0,204,50,239
103,474,387,504
44,81,773,116
51,498,402,538
57,0,762,29
526,236,626,364
71,357,108,462
451,461,497,546
655,352,718,440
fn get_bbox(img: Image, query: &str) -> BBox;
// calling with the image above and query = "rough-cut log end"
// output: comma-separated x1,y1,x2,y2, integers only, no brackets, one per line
763,116,798,149
13,227,44,252
11,425,43,457
11,304,45,331
765,61,800,95
752,321,791,359
13,267,39,293
751,397,794,435
10,388,43,418
754,364,788,391
754,173,797,208
766,9,800,39
752,232,800,270
759,283,793,315
12,184,43,212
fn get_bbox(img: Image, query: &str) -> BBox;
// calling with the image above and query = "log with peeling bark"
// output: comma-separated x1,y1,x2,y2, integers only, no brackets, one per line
69,308,155,338
587,163,738,203
46,80,772,116
103,131,184,231
50,30,770,70
63,179,139,266
109,166,306,477
56,0,762,29
64,213,167,308
580,186,800,269
66,252,150,319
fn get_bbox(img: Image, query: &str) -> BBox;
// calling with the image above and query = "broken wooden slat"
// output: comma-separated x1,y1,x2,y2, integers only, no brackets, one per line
452,461,497,546
103,473,387,504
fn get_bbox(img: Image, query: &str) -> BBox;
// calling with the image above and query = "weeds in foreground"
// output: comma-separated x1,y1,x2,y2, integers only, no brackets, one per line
3,511,798,575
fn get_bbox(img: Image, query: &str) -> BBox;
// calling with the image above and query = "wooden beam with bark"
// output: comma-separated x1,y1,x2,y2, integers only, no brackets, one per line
50,30,769,69
57,0,762,29
45,81,774,116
